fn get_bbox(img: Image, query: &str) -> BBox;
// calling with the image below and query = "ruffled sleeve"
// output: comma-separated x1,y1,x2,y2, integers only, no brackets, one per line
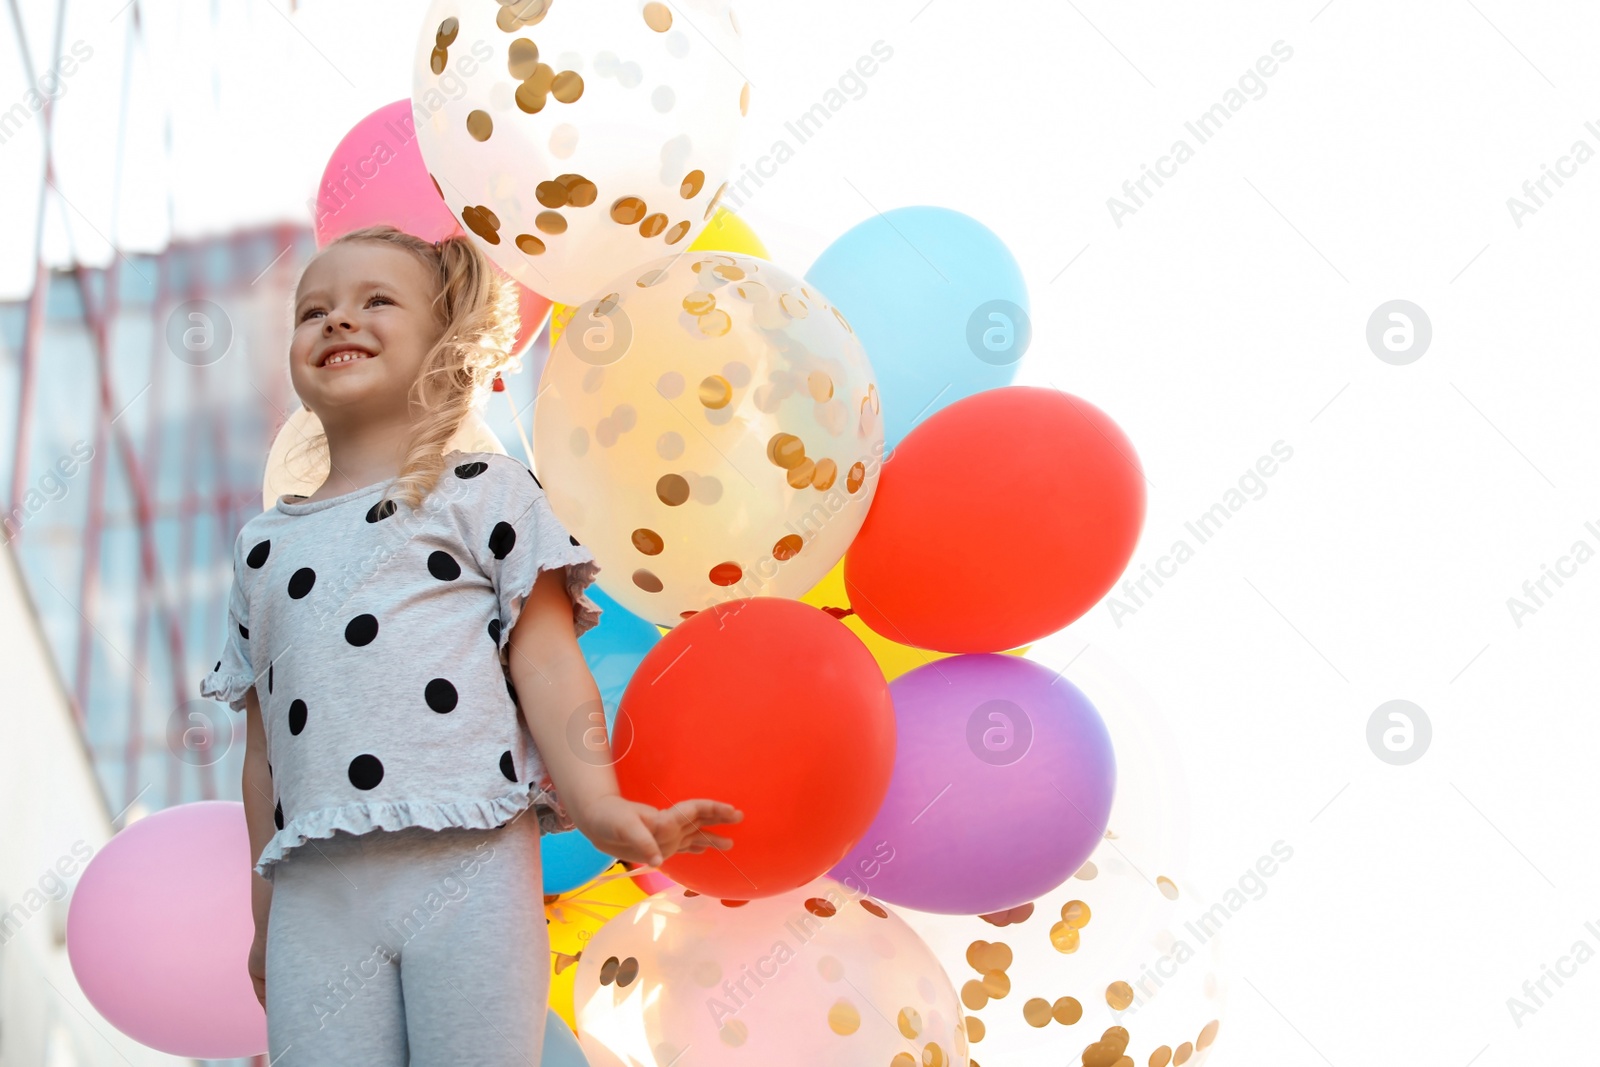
456,454,603,664
199,531,256,713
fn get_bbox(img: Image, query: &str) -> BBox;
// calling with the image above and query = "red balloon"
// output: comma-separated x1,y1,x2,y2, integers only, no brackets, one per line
845,386,1145,652
611,597,895,899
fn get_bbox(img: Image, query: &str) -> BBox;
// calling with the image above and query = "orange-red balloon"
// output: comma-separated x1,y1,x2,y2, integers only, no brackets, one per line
845,386,1145,653
611,597,895,899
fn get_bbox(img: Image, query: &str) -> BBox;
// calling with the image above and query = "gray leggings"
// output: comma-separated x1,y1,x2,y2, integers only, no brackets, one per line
263,811,550,1065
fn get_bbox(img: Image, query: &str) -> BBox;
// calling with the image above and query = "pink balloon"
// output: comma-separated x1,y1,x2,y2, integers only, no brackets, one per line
67,801,265,1058
510,271,553,356
313,99,461,247
628,866,677,896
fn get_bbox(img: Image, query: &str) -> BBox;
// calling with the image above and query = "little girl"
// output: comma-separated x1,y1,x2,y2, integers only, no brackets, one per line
199,224,741,1065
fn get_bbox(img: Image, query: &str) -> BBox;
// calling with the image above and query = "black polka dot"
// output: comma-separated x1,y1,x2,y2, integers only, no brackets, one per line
238,623,249,641
487,618,501,645
288,567,316,598
528,467,543,489
505,673,517,704
428,551,462,581
349,754,384,790
273,800,284,830
247,540,271,568
214,660,221,671
268,662,273,694
345,614,379,646
367,499,397,523
569,534,580,546
267,761,272,777
499,750,517,782
455,461,489,479
488,521,516,560
425,678,458,713
288,699,307,735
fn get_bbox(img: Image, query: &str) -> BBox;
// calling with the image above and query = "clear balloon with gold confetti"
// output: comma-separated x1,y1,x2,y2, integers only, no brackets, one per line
547,862,650,1033
533,251,883,627
412,0,748,305
573,876,968,1067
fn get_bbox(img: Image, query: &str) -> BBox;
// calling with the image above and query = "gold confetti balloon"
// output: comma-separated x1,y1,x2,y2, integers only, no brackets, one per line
411,0,748,304
572,877,969,1067
533,252,884,627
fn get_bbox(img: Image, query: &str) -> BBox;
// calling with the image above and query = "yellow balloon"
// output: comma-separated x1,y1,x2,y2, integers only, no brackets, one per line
800,560,1029,681
546,863,649,1031
550,208,767,349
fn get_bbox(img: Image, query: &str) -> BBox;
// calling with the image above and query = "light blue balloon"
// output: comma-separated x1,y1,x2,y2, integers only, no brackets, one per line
805,206,1030,450
542,1008,592,1066
539,584,660,894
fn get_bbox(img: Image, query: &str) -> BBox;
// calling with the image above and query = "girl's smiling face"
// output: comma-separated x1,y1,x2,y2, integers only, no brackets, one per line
290,240,442,422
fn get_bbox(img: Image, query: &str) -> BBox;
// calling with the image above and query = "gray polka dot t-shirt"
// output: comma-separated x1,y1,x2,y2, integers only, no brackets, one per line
199,451,602,881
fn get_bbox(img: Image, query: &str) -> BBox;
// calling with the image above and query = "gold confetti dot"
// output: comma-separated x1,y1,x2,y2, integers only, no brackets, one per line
965,941,1012,973
436,17,458,45
515,80,548,113
1173,1042,1193,1065
1049,922,1080,954
718,1019,746,1047
598,956,620,984
897,1007,922,1039
683,291,716,315
1105,981,1133,1011
616,957,639,986
536,179,569,208
1149,1047,1172,1067
808,371,835,401
642,1,672,31
892,1056,916,1067
632,569,663,593
611,196,647,225
515,233,545,255
466,110,493,141
508,38,539,79
811,458,837,491
766,433,805,469
773,534,803,561
1157,876,1179,900
1061,900,1091,927
699,374,732,409
1023,998,1052,1027
740,82,750,115
847,461,866,493
803,896,837,918
1076,861,1099,880
859,898,888,918
535,211,567,235
462,205,501,244
960,980,988,1011
827,999,860,1035
656,474,690,506
697,309,731,337
640,212,668,238
981,970,1010,999
665,220,691,244
632,529,664,555
1197,1020,1220,1049
966,1016,985,1042
681,169,705,198
1053,996,1083,1025
430,46,448,74
552,70,583,103
709,562,742,586
924,1042,947,1067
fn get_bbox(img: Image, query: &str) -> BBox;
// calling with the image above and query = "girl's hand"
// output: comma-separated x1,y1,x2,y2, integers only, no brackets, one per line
248,926,268,1009
577,795,743,867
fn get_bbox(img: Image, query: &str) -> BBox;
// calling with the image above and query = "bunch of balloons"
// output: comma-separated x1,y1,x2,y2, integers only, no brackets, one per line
71,1,1158,1062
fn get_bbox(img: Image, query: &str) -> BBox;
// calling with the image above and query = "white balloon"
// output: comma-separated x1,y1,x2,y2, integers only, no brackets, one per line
261,405,509,511
412,0,749,305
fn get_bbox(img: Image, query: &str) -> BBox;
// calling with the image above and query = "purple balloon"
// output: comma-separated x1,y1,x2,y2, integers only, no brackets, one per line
829,654,1114,914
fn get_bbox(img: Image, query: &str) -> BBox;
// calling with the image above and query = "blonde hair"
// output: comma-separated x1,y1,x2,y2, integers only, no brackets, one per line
286,225,523,511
